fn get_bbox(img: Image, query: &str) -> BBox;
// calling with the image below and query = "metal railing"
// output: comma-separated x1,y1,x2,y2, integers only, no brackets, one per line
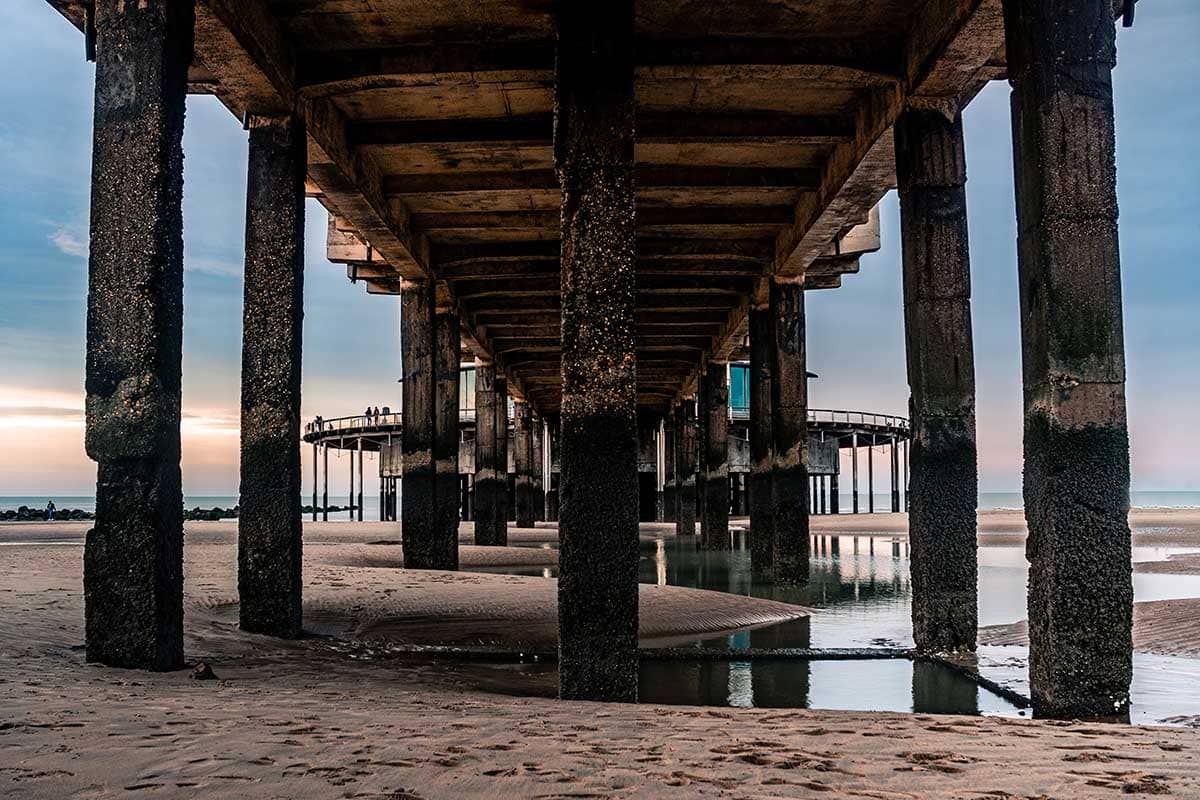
307,407,908,438
729,406,909,432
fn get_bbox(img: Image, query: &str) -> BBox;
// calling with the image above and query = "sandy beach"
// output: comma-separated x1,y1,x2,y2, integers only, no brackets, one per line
3,511,1200,797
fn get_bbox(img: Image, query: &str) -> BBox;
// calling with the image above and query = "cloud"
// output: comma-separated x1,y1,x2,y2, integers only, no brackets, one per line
49,226,87,257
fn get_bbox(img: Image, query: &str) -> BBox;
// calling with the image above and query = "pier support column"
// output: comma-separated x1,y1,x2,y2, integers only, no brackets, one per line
555,1,639,702
532,416,545,522
749,306,774,574
401,280,437,568
701,365,730,550
770,279,810,582
1003,0,1131,718
513,402,535,528
238,114,306,639
433,306,460,567
662,411,677,523
675,402,698,536
83,0,193,670
897,106,980,654
851,433,859,514
474,361,507,545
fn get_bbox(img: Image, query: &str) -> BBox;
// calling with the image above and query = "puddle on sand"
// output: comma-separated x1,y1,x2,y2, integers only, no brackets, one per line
488,530,1200,723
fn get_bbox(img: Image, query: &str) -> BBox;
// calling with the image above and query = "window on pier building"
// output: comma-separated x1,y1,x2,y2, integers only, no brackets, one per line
460,365,476,413
729,362,749,416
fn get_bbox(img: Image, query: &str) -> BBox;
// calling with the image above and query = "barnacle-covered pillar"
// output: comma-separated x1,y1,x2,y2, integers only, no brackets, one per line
700,364,730,550
748,305,775,576
401,280,437,568
662,411,677,523
675,401,698,536
474,360,507,546
1004,0,1132,719
554,1,640,702
771,278,810,582
895,108,978,654
83,0,193,670
513,402,535,527
433,304,461,567
237,114,307,639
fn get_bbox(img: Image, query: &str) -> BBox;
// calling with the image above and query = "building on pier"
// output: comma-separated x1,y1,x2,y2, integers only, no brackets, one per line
52,0,1135,718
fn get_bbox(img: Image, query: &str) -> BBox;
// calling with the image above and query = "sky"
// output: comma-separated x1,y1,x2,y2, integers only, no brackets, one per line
0,2,1197,499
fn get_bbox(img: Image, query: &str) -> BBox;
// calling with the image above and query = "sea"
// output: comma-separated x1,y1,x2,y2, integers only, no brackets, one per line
3,492,1200,518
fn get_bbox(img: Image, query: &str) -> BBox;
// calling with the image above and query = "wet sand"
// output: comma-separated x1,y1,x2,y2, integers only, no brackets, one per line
3,516,1200,797
980,598,1200,658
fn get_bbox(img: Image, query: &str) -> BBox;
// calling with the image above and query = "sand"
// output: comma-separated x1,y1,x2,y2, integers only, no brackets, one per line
4,516,1200,797
980,598,1200,658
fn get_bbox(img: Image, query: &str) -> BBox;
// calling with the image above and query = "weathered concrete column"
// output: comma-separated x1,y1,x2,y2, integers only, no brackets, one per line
1004,0,1131,719
770,279,810,582
662,412,677,523
432,307,461,568
895,107,979,654
532,416,545,521
237,114,306,639
748,306,775,575
675,401,698,536
495,377,511,528
474,361,506,546
401,280,437,568
555,1,639,702
700,365,730,550
513,401,535,527
83,0,193,670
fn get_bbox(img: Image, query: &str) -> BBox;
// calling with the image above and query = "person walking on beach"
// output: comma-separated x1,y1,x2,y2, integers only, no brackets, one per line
45,500,55,521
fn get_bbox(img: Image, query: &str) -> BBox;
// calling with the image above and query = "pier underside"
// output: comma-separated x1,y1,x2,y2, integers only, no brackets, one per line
54,0,1133,718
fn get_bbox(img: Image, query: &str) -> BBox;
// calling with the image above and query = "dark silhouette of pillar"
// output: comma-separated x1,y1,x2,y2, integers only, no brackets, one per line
513,401,535,527
890,436,900,513
662,411,677,523
474,361,506,546
532,416,545,521
555,1,639,703
401,280,437,567
896,107,979,654
238,114,306,639
831,470,840,514
700,365,730,550
1004,0,1131,719
770,279,810,581
322,444,329,521
675,401,698,536
851,433,859,514
83,0,193,670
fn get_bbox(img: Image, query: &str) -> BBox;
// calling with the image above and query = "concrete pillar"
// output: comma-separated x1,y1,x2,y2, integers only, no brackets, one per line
474,361,507,546
867,443,875,513
831,471,840,514
401,280,437,568
700,365,730,550
895,106,979,654
675,401,698,536
83,0,193,670
237,114,306,639
322,444,329,521
496,378,510,528
433,307,461,566
662,412,677,523
555,1,639,703
1003,0,1131,719
532,416,545,521
513,401,535,527
749,306,774,574
545,415,558,521
770,279,810,581
889,436,900,513
851,433,859,514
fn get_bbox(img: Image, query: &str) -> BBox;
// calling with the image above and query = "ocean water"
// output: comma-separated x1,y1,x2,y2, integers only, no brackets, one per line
6,491,1199,516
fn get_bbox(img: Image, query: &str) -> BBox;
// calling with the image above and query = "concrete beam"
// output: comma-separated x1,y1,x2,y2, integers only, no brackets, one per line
770,279,810,583
83,0,191,671
555,3,640,703
896,108,978,654
237,114,306,639
1004,0,1131,720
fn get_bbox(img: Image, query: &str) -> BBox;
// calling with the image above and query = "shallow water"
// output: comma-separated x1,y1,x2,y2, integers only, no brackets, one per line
498,530,1200,723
